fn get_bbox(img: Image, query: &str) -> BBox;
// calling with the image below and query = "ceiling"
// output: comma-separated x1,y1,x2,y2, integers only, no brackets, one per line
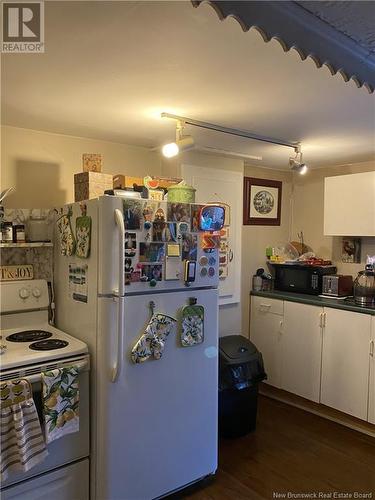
296,1,375,54
2,0,375,170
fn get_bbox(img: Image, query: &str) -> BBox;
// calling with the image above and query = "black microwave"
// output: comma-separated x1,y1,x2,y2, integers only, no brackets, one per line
272,264,337,295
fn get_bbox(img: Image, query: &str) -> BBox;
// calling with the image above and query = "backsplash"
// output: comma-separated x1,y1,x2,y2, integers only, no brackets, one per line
1,208,55,280
333,237,375,277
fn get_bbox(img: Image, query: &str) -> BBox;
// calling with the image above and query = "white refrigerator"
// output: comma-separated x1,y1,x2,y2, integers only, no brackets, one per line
54,195,219,500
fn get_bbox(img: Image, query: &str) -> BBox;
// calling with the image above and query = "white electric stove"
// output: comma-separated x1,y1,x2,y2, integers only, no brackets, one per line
1,279,88,370
0,280,90,500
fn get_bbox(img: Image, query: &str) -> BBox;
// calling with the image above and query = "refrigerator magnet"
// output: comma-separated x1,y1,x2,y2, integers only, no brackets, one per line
75,214,92,259
166,242,180,257
131,313,177,363
57,209,76,257
123,200,142,230
181,304,204,347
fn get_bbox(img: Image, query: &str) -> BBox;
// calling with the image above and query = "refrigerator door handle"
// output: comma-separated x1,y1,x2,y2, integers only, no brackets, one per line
111,296,124,383
111,209,125,382
114,208,125,297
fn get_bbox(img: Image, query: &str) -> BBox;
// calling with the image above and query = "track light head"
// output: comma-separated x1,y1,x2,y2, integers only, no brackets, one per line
162,142,179,158
289,148,308,175
161,136,195,158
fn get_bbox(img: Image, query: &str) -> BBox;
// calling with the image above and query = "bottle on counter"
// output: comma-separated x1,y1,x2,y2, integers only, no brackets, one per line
252,274,263,292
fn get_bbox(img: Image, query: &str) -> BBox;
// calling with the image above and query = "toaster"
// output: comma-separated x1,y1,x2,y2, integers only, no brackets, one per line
322,275,353,297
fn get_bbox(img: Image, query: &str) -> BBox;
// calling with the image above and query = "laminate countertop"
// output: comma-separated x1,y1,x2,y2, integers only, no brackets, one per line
251,290,375,316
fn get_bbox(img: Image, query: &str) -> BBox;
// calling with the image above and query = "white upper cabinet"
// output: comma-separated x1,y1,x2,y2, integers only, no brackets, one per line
324,171,375,236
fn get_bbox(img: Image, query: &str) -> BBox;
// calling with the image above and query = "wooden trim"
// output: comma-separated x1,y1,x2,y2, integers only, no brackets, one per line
260,383,375,438
243,177,282,226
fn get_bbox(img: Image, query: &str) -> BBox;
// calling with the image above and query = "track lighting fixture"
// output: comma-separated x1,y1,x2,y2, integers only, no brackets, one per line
161,120,195,158
160,113,307,170
289,146,308,175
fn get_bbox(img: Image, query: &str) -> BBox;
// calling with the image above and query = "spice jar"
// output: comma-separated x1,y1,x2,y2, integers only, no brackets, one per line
26,215,50,242
2,222,13,242
13,224,26,243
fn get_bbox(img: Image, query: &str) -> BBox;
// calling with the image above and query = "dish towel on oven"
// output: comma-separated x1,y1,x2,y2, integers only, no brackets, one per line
42,366,80,444
0,379,48,482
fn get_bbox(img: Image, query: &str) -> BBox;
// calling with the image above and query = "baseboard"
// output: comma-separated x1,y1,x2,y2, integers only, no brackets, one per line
259,383,375,438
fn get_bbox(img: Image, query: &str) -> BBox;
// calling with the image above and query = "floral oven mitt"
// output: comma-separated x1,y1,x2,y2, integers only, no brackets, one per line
58,214,76,256
131,313,177,364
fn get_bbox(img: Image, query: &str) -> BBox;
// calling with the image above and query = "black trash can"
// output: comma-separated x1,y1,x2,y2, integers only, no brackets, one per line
219,335,267,438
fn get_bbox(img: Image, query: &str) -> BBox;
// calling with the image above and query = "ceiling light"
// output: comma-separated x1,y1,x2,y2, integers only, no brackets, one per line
161,136,194,158
162,142,179,158
161,120,195,158
289,147,308,175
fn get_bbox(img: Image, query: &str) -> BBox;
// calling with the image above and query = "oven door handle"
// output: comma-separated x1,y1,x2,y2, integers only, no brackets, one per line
2,356,90,385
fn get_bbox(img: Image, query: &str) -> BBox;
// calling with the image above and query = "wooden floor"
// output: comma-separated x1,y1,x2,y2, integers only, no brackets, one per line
183,395,375,500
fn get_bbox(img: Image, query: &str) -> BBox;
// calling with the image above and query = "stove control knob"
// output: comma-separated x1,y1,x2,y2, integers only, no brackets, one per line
32,288,41,298
19,288,30,299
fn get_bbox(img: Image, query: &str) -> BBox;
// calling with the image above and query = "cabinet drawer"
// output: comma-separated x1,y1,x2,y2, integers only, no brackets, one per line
252,296,283,316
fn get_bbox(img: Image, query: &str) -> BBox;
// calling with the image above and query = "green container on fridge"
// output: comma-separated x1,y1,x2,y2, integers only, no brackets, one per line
167,183,196,203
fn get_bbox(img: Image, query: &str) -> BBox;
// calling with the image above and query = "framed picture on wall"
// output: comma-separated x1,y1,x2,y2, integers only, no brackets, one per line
243,177,282,226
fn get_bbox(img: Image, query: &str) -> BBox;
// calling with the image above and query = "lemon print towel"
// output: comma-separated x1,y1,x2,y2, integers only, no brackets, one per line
0,379,48,481
42,366,79,444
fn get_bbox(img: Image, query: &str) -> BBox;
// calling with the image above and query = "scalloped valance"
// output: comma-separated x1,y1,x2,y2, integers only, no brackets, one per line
192,0,375,93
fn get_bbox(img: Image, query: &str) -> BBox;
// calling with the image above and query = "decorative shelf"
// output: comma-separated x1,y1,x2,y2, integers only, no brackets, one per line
0,242,53,248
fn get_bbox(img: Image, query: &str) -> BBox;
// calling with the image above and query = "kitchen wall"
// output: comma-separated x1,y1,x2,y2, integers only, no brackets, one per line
1,125,244,337
291,161,375,277
2,125,373,339
243,160,375,336
1,126,159,207
241,165,293,336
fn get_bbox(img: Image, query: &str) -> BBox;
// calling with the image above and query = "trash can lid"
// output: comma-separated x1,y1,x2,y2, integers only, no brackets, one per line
219,335,258,363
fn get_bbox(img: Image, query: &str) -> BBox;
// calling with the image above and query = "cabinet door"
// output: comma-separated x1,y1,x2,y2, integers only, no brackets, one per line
250,296,283,388
321,308,372,420
324,172,375,236
282,302,323,402
369,317,375,424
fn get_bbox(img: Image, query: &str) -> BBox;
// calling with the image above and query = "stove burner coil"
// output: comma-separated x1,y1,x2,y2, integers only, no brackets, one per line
29,339,69,351
6,330,53,342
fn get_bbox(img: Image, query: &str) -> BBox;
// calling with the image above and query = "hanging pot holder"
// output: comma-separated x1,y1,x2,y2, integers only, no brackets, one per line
131,312,177,364
57,208,76,256
75,207,92,258
181,303,204,347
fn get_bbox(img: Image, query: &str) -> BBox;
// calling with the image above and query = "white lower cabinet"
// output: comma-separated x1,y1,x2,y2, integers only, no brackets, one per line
281,302,323,402
250,295,375,423
367,316,375,424
250,296,283,387
320,308,372,420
